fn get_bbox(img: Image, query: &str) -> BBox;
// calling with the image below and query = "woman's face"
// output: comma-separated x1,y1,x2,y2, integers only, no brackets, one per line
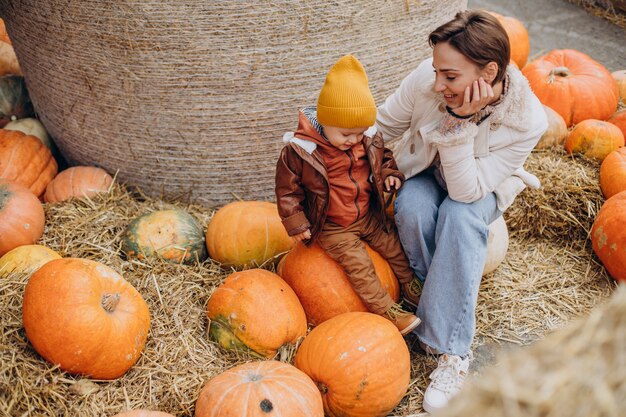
432,41,484,109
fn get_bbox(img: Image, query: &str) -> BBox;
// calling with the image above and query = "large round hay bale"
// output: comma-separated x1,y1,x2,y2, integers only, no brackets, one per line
0,1,466,208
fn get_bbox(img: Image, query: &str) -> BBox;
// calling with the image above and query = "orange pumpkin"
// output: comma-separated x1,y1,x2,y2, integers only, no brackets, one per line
613,70,626,104
195,361,324,417
0,179,45,256
488,12,530,69
22,258,150,379
565,119,624,161
294,312,410,417
522,49,619,127
44,166,113,203
0,41,21,76
591,191,626,282
600,148,626,199
0,129,57,197
206,201,292,268
535,105,568,149
0,244,60,276
122,209,207,264
608,109,626,140
113,411,175,417
0,18,11,44
277,242,400,326
206,269,307,358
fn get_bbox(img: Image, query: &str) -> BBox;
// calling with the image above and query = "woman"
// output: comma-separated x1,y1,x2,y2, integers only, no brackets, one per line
376,10,547,413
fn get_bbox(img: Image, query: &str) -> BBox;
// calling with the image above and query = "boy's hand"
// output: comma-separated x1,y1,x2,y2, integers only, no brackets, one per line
384,176,402,192
291,229,311,243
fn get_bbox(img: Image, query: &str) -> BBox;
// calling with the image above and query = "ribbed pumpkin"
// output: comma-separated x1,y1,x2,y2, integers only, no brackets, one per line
0,244,60,276
277,242,399,326
613,70,626,104
0,129,57,196
0,179,45,256
591,191,626,282
22,258,150,379
294,312,410,417
113,411,175,417
0,76,33,126
44,166,113,203
122,209,207,264
535,105,568,149
600,148,626,199
4,117,52,149
195,361,324,417
608,109,626,139
206,269,307,358
488,11,530,69
522,49,619,127
565,119,624,161
205,200,292,268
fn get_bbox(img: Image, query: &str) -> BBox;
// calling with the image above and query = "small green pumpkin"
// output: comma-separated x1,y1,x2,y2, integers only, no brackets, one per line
0,76,33,127
122,209,207,264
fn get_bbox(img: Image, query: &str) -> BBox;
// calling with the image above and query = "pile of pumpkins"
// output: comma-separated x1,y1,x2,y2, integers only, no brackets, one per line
3,11,626,417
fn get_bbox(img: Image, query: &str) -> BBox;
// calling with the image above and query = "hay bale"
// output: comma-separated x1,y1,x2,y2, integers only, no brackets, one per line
505,147,603,241
0,0,466,208
435,284,626,417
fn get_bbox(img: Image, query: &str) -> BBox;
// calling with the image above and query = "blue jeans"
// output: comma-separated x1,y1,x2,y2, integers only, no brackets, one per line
394,171,501,356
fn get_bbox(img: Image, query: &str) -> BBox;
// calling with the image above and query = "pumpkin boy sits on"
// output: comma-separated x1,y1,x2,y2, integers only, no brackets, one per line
275,55,421,335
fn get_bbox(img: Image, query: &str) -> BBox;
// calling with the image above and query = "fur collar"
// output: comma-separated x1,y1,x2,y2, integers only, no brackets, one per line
418,65,533,132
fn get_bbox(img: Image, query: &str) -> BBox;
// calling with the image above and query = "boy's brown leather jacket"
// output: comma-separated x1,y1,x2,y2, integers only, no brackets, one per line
275,112,404,245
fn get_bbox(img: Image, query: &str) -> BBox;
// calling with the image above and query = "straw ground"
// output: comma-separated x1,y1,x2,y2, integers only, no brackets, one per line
0,147,617,416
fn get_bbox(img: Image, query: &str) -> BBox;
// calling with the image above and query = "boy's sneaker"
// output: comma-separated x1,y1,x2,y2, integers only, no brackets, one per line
423,353,470,413
401,279,423,308
382,303,421,335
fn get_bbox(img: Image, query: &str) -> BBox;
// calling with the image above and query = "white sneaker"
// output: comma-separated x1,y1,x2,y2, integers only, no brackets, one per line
422,353,470,413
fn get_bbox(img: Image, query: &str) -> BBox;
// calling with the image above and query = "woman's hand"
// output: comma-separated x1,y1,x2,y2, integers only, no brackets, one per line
291,229,311,243
452,77,495,117
384,176,402,192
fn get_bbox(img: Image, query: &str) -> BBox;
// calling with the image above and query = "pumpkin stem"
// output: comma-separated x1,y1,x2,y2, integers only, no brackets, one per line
548,66,571,83
101,293,121,313
317,381,329,394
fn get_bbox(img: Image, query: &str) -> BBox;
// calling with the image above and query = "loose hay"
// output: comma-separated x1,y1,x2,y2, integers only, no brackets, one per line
435,283,626,417
0,168,616,415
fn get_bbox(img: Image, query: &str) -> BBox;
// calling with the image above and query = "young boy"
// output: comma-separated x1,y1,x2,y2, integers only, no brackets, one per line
275,54,422,335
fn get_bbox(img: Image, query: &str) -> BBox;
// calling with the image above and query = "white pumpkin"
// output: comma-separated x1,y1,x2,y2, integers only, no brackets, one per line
4,117,52,149
483,216,509,276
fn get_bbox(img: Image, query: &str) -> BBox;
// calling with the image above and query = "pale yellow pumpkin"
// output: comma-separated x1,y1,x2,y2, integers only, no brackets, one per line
535,105,568,149
0,244,60,276
4,117,52,149
483,216,509,276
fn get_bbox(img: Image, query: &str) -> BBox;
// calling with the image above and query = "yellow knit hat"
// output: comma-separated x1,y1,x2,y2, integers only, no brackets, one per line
317,55,377,128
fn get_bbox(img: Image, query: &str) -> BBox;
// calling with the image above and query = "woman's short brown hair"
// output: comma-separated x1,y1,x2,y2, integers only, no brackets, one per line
428,10,510,84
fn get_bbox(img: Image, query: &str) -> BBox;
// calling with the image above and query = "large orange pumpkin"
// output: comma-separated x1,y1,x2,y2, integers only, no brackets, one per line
122,209,207,264
294,312,410,417
565,119,624,161
613,70,626,104
608,109,626,139
591,190,626,282
206,269,307,358
522,49,619,127
0,129,57,196
22,258,150,379
205,200,292,268
0,179,45,256
195,361,324,417
0,244,60,276
600,148,626,199
113,411,175,417
277,242,399,326
535,105,568,149
44,166,113,203
488,12,530,69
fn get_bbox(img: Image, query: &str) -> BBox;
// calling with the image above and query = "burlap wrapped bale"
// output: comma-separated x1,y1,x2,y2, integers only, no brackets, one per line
0,0,466,208
435,284,626,417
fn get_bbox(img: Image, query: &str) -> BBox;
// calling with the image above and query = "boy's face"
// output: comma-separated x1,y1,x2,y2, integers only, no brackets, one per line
322,126,368,151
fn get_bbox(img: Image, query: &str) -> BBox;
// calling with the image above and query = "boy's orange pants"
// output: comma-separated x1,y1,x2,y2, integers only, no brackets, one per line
317,211,415,314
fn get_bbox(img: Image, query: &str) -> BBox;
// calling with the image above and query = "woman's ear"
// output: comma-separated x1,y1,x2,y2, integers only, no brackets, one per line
482,61,499,84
